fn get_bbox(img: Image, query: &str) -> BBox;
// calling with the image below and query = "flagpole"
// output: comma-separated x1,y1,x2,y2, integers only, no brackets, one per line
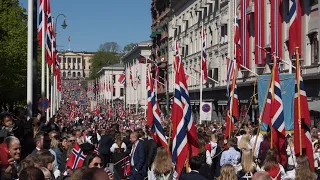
46,64,50,120
228,63,237,137
269,55,277,149
200,22,204,124
27,0,34,119
296,47,302,155
135,63,138,115
41,4,46,116
50,77,53,118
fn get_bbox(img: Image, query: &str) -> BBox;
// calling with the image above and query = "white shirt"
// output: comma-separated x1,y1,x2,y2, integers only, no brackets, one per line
250,134,263,158
110,142,127,153
130,141,139,166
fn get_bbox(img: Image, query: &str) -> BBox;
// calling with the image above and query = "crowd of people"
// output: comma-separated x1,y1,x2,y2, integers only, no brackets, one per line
0,80,318,180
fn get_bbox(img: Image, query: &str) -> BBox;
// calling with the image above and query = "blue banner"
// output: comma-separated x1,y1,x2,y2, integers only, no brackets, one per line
257,74,295,132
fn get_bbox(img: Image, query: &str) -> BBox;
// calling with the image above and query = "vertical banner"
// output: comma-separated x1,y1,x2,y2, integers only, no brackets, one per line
200,102,212,121
258,74,295,132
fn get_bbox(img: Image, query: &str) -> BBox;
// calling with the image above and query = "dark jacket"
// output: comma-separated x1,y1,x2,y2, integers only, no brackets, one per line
99,134,113,155
180,171,208,180
132,141,146,175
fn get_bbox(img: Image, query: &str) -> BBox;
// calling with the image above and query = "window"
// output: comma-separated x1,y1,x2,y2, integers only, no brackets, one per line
77,72,81,77
73,58,76,63
221,24,228,43
185,45,189,56
63,72,66,78
120,88,124,97
73,65,75,69
185,20,189,31
72,72,76,77
78,65,80,69
113,87,116,97
77,58,81,63
63,57,66,63
310,32,319,64
68,58,71,63
89,66,91,69
112,75,116,84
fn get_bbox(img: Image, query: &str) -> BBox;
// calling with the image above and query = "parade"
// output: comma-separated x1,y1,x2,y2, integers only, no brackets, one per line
1,0,320,180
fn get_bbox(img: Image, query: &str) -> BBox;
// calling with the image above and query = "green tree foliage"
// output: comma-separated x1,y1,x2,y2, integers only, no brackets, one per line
123,43,137,53
89,49,121,79
0,0,28,105
99,41,121,53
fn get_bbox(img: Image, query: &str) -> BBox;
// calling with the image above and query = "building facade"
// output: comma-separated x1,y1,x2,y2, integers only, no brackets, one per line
57,51,94,79
121,41,152,110
152,0,320,122
97,63,125,103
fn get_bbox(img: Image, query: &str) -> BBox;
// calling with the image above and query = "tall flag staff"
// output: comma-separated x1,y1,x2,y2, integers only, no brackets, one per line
294,47,314,170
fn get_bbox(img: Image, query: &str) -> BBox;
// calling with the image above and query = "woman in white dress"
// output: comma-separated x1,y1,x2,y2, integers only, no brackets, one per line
149,147,173,180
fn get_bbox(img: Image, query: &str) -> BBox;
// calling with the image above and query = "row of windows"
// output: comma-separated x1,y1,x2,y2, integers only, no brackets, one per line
60,65,91,70
59,57,86,65
62,72,85,78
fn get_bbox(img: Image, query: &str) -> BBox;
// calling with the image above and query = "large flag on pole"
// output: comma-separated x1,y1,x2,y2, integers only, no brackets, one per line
262,57,287,165
201,26,208,80
254,0,265,64
38,0,46,47
234,15,241,64
224,63,239,139
45,0,53,66
171,42,198,176
240,0,250,68
288,0,302,55
294,50,314,170
146,67,168,149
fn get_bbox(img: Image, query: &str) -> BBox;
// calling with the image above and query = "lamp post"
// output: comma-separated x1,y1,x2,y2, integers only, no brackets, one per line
54,14,67,36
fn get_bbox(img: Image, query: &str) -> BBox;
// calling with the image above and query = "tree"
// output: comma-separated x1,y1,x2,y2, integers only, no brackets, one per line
123,43,137,53
0,0,28,106
99,41,121,53
89,50,121,79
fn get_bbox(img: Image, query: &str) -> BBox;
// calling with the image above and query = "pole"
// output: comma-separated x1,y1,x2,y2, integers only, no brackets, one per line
135,64,138,115
296,47,302,155
32,0,38,117
27,0,34,120
269,55,277,149
41,3,45,116
200,22,204,124
53,75,57,115
228,63,237,137
50,78,53,118
46,65,50,120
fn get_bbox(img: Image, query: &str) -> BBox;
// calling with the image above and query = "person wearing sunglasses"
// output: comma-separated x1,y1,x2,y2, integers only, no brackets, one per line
83,153,103,169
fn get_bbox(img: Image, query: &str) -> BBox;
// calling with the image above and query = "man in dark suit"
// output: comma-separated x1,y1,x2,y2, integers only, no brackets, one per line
98,130,114,166
144,131,157,171
129,132,146,180
180,156,208,180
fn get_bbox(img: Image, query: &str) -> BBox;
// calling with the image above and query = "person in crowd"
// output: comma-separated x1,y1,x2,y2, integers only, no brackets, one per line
294,155,317,180
260,149,286,180
129,131,146,180
220,137,241,167
18,155,41,176
209,133,218,158
36,150,55,178
197,137,212,179
212,134,225,179
285,135,296,177
238,149,257,179
32,132,45,155
258,133,271,167
149,147,173,180
180,156,208,180
19,166,45,180
110,133,126,177
99,129,114,166
83,153,103,169
0,136,21,180
39,167,52,180
239,134,252,150
143,130,157,174
217,164,237,180
252,172,272,180
0,114,14,137
250,128,263,160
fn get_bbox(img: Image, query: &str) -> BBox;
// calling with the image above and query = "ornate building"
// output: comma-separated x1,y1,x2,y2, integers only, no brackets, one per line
57,51,94,79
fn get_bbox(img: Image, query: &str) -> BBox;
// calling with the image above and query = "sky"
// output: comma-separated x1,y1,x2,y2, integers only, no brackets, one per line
19,0,152,52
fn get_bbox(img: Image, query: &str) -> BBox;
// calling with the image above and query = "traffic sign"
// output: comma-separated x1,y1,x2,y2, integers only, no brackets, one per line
38,98,50,110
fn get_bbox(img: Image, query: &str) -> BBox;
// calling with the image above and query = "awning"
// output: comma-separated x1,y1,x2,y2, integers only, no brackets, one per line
308,100,320,112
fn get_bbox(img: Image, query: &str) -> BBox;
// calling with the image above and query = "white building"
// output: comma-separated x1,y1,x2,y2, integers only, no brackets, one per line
97,63,125,103
121,40,152,110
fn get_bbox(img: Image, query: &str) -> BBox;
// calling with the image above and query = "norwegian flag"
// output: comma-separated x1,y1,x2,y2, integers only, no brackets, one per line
118,71,126,84
201,26,208,80
254,0,266,64
136,68,141,84
66,143,87,169
224,64,239,139
294,52,314,170
234,15,241,63
262,59,286,166
226,58,234,97
129,67,134,88
120,156,131,178
289,0,302,55
171,42,198,176
38,0,46,47
146,67,168,149
45,0,53,66
271,0,283,58
240,0,250,68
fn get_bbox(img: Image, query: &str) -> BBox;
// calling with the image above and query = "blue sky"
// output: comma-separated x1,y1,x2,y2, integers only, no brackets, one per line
19,0,152,52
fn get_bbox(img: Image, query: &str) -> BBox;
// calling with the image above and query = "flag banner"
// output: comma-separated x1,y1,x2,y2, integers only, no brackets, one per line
200,102,212,121
258,74,295,132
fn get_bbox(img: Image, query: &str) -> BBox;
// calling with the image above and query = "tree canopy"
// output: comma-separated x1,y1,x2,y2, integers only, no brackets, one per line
0,0,28,105
123,43,137,53
99,41,121,53
89,49,121,79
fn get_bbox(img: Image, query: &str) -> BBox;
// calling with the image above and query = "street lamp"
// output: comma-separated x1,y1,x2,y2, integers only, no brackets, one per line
54,14,67,34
